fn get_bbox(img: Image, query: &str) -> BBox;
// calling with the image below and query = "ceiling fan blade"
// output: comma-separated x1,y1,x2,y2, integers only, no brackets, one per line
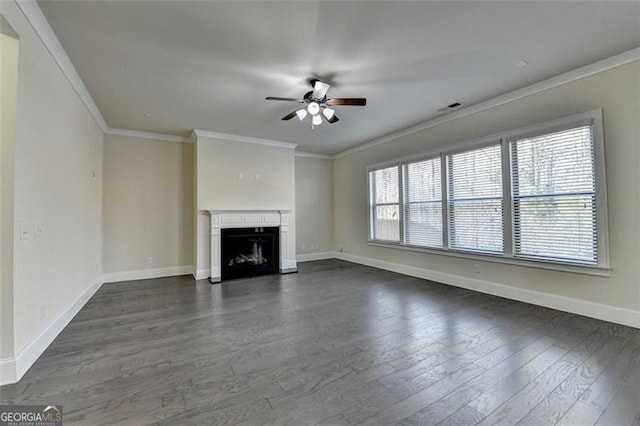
326,98,367,106
312,81,330,100
281,110,298,120
266,97,303,103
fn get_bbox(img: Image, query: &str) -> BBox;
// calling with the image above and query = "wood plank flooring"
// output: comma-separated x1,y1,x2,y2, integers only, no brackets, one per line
1,259,639,425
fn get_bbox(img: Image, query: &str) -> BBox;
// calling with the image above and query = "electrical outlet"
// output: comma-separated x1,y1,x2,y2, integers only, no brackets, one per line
34,224,44,238
473,263,480,273
339,245,344,252
147,256,154,265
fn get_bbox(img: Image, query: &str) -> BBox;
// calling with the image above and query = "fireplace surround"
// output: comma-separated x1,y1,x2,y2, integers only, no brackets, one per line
208,210,297,283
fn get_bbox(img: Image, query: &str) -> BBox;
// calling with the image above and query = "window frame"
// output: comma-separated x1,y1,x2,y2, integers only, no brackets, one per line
368,162,402,243
446,142,505,255
402,156,444,249
366,110,610,276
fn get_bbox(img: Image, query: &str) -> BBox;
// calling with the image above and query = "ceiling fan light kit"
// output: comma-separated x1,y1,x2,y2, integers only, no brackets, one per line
307,101,320,115
266,79,366,128
295,109,308,120
322,107,335,120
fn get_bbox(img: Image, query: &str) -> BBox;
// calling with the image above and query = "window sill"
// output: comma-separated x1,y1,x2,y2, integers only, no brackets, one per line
367,240,611,277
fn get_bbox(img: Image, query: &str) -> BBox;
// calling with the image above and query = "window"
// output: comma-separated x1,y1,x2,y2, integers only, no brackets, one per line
403,158,442,248
369,166,400,242
510,125,597,264
447,145,503,253
367,110,608,273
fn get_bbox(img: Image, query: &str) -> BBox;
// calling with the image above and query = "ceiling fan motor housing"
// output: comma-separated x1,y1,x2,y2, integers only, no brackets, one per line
303,91,325,104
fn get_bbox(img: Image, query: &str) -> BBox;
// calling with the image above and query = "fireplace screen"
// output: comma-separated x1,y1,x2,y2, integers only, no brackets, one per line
221,227,280,280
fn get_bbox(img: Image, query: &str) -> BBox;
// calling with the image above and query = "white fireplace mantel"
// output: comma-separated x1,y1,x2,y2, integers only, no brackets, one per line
208,210,297,282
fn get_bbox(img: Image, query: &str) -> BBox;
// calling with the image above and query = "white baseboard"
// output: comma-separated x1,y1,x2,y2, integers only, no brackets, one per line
0,357,17,385
194,268,210,280
3,253,634,386
103,265,194,283
0,278,104,386
335,252,640,329
297,251,337,262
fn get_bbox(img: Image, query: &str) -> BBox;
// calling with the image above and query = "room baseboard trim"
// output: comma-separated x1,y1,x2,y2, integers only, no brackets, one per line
0,358,17,386
297,252,337,262
194,268,210,280
0,279,104,385
103,265,194,283
334,252,640,329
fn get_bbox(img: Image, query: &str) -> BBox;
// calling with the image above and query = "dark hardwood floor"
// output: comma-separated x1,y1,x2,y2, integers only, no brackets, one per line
1,260,639,425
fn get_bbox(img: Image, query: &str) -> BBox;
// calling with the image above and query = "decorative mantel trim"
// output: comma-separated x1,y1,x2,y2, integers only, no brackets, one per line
208,210,297,283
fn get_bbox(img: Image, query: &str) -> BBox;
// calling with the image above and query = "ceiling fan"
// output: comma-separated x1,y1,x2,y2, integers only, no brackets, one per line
266,79,366,127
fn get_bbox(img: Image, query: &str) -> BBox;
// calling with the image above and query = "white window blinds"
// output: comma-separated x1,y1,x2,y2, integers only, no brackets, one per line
510,124,597,264
447,145,503,253
367,111,607,272
370,166,400,242
403,158,443,248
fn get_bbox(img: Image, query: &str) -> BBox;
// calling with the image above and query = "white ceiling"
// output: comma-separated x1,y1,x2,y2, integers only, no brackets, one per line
38,1,640,155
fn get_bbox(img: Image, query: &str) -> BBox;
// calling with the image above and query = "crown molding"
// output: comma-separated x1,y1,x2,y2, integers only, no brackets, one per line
294,151,333,159
193,129,298,150
16,0,108,132
16,0,638,158
334,47,640,159
105,128,191,143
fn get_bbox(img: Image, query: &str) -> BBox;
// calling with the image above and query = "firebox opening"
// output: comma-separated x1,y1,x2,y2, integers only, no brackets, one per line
221,227,280,281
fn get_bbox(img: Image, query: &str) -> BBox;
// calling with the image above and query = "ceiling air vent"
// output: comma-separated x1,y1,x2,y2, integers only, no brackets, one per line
437,102,464,112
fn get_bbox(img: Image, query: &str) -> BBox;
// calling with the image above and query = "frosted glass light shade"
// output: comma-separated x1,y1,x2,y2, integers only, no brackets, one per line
296,109,308,120
322,107,335,120
312,114,322,125
307,102,320,115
